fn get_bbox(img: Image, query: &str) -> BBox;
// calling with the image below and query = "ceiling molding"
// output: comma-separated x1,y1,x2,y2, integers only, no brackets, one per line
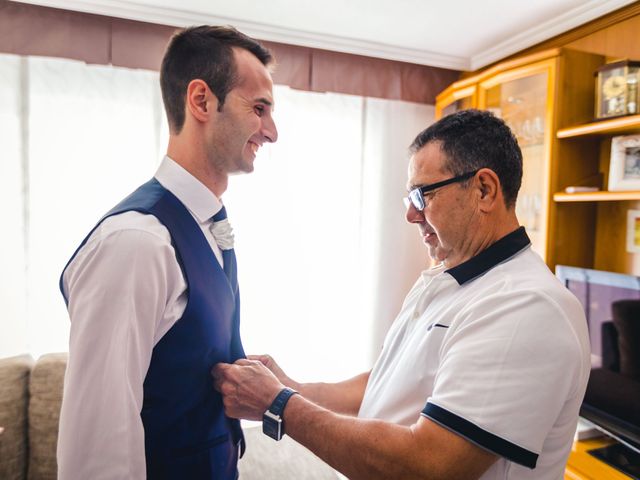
12,0,637,72
12,0,470,70
470,0,636,70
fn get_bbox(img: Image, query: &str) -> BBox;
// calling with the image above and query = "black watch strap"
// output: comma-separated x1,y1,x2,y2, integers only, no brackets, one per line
269,387,298,416
262,387,298,440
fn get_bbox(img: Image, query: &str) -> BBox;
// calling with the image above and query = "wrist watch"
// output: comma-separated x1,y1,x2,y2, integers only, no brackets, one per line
262,387,299,441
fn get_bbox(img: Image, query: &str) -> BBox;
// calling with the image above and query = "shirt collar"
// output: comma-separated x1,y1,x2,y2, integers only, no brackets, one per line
445,226,531,286
154,156,223,222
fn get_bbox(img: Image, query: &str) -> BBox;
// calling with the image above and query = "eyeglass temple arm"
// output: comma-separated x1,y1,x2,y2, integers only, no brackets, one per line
418,170,478,194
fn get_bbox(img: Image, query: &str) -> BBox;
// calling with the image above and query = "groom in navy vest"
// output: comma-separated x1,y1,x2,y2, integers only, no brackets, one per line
57,26,278,479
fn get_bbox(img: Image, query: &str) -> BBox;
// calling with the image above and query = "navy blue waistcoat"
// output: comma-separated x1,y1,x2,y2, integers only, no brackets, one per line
60,179,245,479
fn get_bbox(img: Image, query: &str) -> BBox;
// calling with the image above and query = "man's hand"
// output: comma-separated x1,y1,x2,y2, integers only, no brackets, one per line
247,354,298,388
212,359,285,421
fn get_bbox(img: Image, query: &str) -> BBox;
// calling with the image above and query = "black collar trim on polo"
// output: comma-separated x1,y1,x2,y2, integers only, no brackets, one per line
446,226,531,286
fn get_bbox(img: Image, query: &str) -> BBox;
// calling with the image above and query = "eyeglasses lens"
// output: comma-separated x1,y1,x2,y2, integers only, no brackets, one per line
409,189,425,211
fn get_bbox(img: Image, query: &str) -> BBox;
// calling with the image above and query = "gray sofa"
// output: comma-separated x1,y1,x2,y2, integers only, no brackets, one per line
0,354,338,479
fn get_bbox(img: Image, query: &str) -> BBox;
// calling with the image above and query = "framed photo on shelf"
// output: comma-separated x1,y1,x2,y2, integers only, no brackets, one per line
627,210,640,253
609,134,640,191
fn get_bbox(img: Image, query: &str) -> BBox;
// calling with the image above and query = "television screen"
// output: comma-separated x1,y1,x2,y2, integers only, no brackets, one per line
555,265,640,454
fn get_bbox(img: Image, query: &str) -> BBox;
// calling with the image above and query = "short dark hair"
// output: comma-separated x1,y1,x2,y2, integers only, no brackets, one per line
410,109,523,208
160,25,273,133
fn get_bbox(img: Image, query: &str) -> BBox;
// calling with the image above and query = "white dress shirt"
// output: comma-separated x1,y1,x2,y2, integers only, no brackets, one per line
58,156,225,479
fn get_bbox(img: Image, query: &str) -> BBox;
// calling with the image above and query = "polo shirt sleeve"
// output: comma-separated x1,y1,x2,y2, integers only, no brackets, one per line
421,289,584,469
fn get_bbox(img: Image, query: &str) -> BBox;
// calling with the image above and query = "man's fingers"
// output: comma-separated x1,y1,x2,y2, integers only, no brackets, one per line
211,359,284,422
211,362,233,391
211,362,231,375
247,354,271,365
234,358,256,366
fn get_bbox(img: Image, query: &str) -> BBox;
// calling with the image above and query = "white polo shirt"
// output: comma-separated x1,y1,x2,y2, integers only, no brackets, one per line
358,227,590,480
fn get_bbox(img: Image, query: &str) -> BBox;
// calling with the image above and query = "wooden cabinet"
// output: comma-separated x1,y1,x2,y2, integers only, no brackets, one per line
434,84,476,119
477,60,555,259
436,48,640,274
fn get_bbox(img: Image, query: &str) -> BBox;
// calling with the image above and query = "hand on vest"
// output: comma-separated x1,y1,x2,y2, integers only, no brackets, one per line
247,354,300,391
212,359,284,421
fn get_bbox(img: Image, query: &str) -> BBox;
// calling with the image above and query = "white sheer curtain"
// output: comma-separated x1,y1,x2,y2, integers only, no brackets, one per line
360,98,435,355
27,57,167,357
0,54,433,383
226,87,433,381
226,87,369,382
0,54,167,357
0,55,28,358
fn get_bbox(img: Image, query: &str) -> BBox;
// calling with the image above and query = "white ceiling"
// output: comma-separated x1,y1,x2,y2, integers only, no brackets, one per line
17,0,637,70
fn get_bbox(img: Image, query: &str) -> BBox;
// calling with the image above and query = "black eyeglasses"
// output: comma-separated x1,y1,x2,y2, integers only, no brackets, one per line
404,170,478,211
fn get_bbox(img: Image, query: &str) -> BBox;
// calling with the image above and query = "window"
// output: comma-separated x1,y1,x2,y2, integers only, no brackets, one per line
0,53,432,381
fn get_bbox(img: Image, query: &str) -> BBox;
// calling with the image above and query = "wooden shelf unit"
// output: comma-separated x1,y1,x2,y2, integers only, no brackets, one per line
554,112,640,274
554,191,640,202
435,48,606,268
435,48,640,275
557,115,640,138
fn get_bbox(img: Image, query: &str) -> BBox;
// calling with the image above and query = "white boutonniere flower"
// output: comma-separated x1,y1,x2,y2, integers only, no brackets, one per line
209,218,234,250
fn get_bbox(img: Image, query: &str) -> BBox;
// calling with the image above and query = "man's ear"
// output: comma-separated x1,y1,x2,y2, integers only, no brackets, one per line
185,79,218,123
476,168,501,212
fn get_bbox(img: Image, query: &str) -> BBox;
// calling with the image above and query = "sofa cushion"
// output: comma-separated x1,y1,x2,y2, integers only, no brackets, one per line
239,425,338,479
0,354,34,480
2,352,339,480
27,353,67,480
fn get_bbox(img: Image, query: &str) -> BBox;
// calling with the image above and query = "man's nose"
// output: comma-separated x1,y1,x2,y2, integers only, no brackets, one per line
261,115,278,143
405,203,425,224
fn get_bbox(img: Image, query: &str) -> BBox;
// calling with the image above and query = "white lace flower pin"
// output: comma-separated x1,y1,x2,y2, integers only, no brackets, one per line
209,218,235,250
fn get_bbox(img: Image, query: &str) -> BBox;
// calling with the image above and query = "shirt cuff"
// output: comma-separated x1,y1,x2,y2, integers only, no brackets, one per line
422,402,538,469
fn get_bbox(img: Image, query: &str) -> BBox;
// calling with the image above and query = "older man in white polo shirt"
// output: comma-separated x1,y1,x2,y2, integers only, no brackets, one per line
213,109,590,480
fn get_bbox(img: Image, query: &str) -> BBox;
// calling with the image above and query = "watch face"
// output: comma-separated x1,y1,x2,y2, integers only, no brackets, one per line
262,414,282,440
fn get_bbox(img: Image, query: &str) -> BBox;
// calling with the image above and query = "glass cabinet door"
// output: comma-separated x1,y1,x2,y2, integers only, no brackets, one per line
441,96,474,118
479,64,554,261
436,85,476,119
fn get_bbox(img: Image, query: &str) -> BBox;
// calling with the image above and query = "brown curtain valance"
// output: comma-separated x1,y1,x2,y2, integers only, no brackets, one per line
0,0,459,103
